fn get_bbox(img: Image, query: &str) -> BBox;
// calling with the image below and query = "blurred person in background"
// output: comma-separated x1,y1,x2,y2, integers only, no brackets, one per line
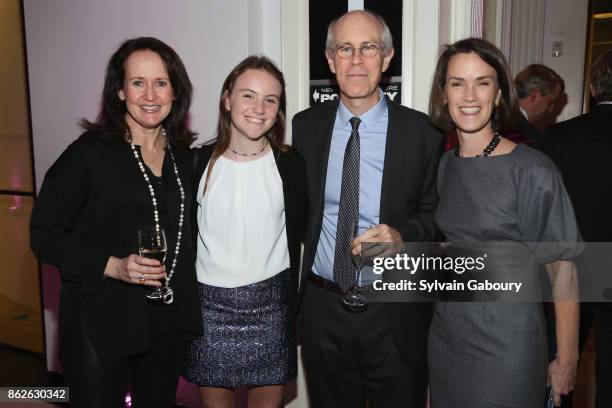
540,48,612,408
515,63,565,143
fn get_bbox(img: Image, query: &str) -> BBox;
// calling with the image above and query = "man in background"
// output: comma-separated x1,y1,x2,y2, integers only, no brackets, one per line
515,63,565,142
540,49,612,408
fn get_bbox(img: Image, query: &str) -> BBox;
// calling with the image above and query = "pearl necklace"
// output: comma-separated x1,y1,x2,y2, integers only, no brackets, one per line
130,128,185,294
454,132,502,158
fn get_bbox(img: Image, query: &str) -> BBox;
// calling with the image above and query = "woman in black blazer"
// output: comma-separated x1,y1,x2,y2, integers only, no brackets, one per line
184,56,307,408
30,37,202,407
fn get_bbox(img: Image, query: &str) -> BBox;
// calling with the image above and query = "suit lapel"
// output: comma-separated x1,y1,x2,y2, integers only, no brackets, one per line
311,101,339,224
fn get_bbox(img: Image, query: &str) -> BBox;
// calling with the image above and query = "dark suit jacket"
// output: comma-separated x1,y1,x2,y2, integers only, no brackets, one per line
292,97,444,367
540,104,612,315
191,144,308,313
539,104,612,242
520,115,543,145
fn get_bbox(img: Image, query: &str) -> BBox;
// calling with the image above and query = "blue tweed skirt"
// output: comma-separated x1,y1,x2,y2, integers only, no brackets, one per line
183,269,296,388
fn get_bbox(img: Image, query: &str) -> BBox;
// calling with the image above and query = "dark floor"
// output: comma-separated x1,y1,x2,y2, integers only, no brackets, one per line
0,343,66,406
0,343,48,386
0,344,196,407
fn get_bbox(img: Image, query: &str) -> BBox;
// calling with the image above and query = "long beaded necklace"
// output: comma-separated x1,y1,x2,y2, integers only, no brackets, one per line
454,132,502,158
130,128,184,303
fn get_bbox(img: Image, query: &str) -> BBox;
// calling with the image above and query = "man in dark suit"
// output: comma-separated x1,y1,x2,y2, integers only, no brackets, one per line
514,64,564,143
292,10,443,407
540,49,612,408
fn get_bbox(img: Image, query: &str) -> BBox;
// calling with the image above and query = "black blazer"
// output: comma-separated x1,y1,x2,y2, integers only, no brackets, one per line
292,98,444,367
30,132,202,360
519,114,543,145
539,104,612,242
191,144,308,313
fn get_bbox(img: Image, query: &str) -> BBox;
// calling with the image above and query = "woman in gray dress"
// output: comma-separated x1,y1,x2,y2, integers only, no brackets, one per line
427,38,580,407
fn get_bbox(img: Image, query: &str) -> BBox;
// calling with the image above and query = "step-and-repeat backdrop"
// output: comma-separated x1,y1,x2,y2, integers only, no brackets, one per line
309,0,403,105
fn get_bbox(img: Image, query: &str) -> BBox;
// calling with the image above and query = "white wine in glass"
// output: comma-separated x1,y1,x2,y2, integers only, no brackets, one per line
138,228,167,302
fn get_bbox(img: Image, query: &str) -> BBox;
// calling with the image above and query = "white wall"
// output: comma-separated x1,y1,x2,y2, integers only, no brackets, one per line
249,0,282,63
403,0,441,111
281,0,309,143
542,0,589,120
24,0,249,190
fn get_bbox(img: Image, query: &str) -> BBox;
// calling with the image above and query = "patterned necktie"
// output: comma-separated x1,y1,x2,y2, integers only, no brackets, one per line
333,117,361,292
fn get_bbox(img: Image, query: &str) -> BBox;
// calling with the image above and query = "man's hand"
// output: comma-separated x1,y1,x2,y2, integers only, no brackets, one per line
351,224,402,255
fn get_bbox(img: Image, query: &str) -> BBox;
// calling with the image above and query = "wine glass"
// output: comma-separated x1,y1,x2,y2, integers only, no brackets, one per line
342,223,372,312
138,228,168,303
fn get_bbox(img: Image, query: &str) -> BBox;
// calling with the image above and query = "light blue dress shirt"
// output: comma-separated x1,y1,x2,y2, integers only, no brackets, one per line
313,89,388,284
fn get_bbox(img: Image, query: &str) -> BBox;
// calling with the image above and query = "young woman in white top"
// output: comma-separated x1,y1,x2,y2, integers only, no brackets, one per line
184,56,308,408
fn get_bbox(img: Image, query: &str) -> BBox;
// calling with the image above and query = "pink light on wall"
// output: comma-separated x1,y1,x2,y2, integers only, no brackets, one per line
8,195,22,211
11,170,23,189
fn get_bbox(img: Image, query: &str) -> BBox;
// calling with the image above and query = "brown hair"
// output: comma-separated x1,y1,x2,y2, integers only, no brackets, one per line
429,37,522,133
79,37,196,147
204,55,288,193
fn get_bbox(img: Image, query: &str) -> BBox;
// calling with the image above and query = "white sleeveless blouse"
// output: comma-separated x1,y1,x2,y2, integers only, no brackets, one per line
195,150,289,287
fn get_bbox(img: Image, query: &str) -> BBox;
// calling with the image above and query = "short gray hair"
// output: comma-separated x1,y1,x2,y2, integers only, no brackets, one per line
325,10,393,54
514,64,564,99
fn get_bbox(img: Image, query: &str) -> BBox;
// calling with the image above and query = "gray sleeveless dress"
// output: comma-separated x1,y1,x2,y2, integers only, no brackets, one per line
428,143,581,408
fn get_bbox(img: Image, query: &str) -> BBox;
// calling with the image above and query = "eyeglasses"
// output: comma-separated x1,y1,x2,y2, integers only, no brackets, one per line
332,44,383,59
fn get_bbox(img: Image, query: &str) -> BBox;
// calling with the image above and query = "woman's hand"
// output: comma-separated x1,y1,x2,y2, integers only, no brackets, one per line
545,260,579,406
104,255,167,286
548,356,578,406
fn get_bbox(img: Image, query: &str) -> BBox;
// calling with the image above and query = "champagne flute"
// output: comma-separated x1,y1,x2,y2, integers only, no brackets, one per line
138,228,167,302
342,222,371,312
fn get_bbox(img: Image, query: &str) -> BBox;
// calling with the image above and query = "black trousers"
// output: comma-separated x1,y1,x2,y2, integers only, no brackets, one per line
61,320,184,408
300,281,428,408
596,303,612,408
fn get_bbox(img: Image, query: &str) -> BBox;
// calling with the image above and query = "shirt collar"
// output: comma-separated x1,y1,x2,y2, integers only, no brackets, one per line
337,88,387,129
519,106,528,120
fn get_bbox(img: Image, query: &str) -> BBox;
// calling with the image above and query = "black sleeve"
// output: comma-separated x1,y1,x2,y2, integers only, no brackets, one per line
293,148,309,241
30,138,114,295
397,125,444,243
291,113,305,153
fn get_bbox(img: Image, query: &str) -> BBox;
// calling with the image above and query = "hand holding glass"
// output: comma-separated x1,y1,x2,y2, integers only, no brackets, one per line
342,223,373,312
138,229,172,303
